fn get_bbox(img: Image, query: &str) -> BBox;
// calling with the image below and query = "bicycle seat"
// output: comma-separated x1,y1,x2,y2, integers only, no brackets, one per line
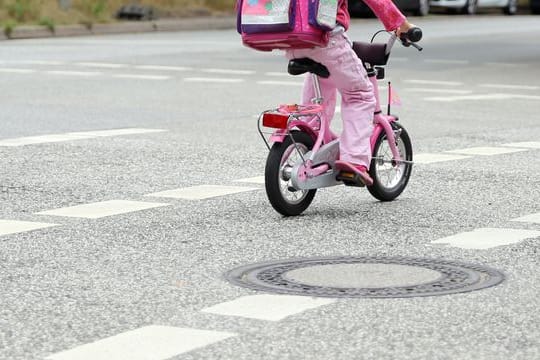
288,58,330,78
352,42,389,66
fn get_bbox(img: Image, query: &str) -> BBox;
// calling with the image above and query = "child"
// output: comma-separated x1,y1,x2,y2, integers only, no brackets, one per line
285,0,415,186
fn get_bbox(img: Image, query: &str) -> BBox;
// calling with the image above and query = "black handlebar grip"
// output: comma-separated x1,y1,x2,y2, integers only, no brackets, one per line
407,27,423,43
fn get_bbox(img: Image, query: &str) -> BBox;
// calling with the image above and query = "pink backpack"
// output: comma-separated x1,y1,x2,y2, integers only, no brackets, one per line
237,0,338,52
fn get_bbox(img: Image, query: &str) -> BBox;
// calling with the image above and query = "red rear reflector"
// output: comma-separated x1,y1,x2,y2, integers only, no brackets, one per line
262,113,289,129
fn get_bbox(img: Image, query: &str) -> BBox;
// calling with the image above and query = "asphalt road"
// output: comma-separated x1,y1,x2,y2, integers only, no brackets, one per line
1,15,539,360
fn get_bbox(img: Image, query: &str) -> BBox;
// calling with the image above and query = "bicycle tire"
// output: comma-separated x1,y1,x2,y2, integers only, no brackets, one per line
368,122,413,201
265,131,317,216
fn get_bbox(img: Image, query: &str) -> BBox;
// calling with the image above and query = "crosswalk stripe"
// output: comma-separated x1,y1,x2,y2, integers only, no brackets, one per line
45,70,101,77
135,65,191,71
45,325,236,360
403,79,463,86
444,146,527,156
145,185,259,200
75,62,128,68
431,228,540,249
234,176,265,184
501,141,540,149
112,74,170,80
414,153,472,164
201,294,335,322
0,128,166,147
36,200,170,219
257,80,303,86
0,68,36,74
0,220,58,236
184,77,244,83
511,213,540,224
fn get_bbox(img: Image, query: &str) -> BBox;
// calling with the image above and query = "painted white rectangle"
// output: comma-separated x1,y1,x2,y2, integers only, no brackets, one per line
511,213,540,224
76,62,128,69
403,79,463,86
46,71,101,77
445,146,527,156
257,80,303,86
67,128,166,137
184,77,244,83
21,60,65,65
502,141,540,149
201,68,255,75
45,325,236,360
414,153,472,164
112,74,170,80
0,220,58,236
425,59,469,65
146,185,259,200
426,93,540,102
479,84,539,90
36,200,170,219
135,65,191,72
264,72,292,77
0,133,95,147
431,228,540,249
234,176,265,184
484,62,520,68
201,294,335,322
407,88,473,95
0,68,36,74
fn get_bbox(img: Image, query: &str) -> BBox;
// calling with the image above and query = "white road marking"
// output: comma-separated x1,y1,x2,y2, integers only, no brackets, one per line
389,57,408,62
445,146,527,156
511,213,540,224
67,128,167,137
425,93,540,102
0,220,58,237
146,185,259,200
135,65,192,72
0,68,36,74
0,133,95,146
113,74,170,80
0,128,166,147
257,80,304,86
201,294,335,322
20,60,65,65
414,153,472,164
36,200,170,219
407,88,473,95
184,77,244,83
75,62,129,68
265,72,294,77
46,70,101,77
425,59,469,65
234,176,265,184
45,325,236,360
431,228,540,249
403,79,463,86
479,84,539,90
484,62,520,67
501,141,540,149
201,68,256,75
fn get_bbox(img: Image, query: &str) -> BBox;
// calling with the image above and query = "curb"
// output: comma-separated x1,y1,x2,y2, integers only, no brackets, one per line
2,16,236,40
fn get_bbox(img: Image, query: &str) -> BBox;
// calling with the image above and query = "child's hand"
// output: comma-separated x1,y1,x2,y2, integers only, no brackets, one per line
396,21,416,37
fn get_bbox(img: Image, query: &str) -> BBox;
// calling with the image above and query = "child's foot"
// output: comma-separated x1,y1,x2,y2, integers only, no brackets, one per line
335,160,373,187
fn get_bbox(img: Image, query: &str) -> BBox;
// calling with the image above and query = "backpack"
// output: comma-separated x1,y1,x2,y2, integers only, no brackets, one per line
237,0,338,52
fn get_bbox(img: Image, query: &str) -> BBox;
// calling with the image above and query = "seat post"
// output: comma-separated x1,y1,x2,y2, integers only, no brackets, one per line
311,73,323,104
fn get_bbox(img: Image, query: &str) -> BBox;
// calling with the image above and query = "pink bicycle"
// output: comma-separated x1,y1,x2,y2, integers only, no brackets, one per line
258,28,423,216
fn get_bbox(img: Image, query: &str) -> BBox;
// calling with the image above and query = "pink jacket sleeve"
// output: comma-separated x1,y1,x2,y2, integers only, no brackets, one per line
362,0,406,31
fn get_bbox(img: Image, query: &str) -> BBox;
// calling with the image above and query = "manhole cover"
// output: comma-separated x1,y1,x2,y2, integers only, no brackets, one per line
225,256,505,298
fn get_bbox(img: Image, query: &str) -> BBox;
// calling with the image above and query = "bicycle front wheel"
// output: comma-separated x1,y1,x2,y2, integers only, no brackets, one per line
265,131,316,216
368,122,413,201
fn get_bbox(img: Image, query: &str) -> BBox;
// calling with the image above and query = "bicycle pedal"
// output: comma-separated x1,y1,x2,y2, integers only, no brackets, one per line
336,171,365,187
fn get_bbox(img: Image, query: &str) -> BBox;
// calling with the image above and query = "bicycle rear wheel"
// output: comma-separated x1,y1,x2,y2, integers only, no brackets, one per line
368,122,413,201
265,131,316,216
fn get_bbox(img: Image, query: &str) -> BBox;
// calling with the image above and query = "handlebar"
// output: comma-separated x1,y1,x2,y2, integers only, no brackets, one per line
399,27,423,51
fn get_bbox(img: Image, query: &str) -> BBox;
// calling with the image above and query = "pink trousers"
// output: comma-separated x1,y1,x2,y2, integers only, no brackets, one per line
286,32,376,168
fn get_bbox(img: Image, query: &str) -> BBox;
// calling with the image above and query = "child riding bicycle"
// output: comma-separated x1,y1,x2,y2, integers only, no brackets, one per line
285,0,415,186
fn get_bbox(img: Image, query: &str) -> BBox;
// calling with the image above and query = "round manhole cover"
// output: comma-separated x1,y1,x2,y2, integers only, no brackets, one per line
225,256,505,298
